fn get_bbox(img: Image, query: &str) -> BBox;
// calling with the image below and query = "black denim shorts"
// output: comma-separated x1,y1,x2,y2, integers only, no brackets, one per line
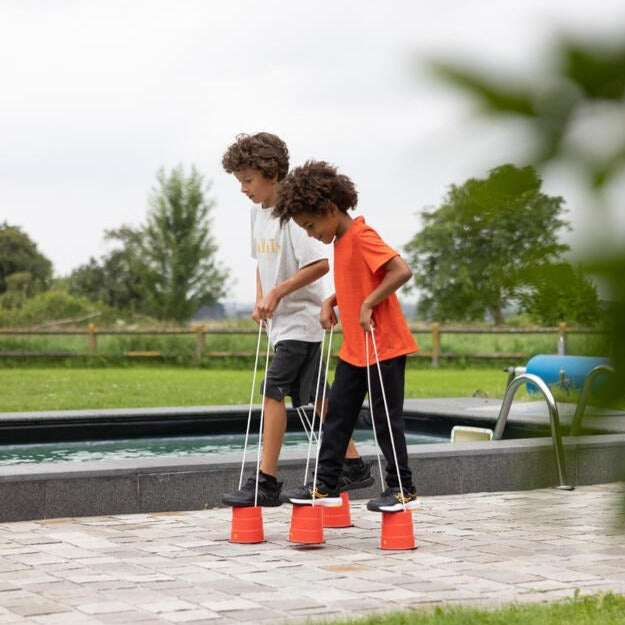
261,340,329,408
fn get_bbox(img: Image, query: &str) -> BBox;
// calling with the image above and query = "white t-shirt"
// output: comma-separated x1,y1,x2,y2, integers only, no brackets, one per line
251,205,328,345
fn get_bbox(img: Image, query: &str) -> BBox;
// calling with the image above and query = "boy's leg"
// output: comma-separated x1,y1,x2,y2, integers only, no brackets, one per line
280,358,367,505
314,388,359,459
316,359,369,490
368,356,413,490
344,439,360,460
257,340,310,478
366,356,418,512
259,396,287,477
221,397,284,506
300,343,372,485
221,341,301,507
313,395,372,492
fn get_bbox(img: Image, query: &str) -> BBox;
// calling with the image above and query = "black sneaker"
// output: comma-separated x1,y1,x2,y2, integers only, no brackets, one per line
278,482,342,507
366,486,419,512
222,473,282,507
338,460,374,492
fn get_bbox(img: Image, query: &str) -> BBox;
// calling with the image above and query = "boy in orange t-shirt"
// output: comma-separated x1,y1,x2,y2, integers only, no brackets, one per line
273,160,419,512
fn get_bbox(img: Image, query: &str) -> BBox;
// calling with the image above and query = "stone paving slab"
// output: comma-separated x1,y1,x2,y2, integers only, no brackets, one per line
0,483,623,625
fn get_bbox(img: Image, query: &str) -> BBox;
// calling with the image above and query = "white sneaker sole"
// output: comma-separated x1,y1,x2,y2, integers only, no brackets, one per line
289,496,342,507
373,499,421,513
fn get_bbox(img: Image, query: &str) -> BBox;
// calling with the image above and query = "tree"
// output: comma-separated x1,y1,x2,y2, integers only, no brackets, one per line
69,227,148,314
68,166,229,322
404,164,569,325
141,166,229,322
101,226,149,313
519,262,600,326
0,222,52,296
67,258,107,303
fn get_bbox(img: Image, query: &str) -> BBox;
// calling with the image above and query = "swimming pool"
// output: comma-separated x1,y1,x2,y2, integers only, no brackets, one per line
0,400,555,467
0,429,446,466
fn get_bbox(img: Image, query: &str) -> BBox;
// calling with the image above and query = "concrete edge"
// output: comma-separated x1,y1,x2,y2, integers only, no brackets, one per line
2,433,624,522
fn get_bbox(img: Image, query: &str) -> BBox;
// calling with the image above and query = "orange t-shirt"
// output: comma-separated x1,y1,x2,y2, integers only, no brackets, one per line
334,216,418,367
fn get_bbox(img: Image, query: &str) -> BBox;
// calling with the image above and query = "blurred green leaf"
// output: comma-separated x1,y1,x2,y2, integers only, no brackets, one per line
426,28,625,520
563,40,625,100
428,61,536,116
427,60,578,164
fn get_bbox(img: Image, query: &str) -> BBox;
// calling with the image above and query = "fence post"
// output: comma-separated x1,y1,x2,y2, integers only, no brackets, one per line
557,322,567,355
195,324,207,362
430,322,440,368
87,323,98,354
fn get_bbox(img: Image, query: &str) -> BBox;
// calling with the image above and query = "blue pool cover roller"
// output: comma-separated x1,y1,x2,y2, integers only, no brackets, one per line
525,354,611,392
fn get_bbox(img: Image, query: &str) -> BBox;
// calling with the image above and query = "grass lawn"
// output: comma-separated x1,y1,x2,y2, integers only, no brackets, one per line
1,366,519,412
318,592,624,624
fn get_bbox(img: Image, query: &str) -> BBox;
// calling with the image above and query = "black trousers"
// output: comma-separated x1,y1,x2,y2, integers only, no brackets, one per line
316,355,414,490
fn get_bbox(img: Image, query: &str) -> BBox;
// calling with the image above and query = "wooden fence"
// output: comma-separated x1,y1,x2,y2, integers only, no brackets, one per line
0,322,607,366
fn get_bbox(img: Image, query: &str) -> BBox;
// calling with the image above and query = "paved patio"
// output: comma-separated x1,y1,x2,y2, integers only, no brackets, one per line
0,483,623,624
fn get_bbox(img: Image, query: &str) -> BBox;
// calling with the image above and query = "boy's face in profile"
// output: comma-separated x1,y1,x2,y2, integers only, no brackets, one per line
293,209,343,245
234,168,278,208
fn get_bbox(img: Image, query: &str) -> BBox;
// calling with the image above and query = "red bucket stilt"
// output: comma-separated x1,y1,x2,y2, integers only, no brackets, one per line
380,509,416,550
322,492,353,528
288,504,324,544
230,506,265,544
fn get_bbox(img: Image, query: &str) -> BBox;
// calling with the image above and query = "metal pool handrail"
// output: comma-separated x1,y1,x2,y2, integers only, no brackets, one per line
569,364,616,436
493,373,573,490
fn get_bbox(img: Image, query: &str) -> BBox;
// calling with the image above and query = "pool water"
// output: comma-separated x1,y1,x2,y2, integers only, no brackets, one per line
0,429,447,466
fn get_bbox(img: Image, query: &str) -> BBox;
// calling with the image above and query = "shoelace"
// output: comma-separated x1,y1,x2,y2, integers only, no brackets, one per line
381,487,413,503
306,482,332,498
308,488,330,499
395,491,414,503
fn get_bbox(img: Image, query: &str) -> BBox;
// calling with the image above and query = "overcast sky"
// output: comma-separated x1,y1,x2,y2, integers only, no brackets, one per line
2,0,624,304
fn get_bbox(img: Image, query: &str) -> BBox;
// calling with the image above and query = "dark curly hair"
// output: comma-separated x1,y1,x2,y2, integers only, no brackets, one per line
273,160,358,225
221,132,289,181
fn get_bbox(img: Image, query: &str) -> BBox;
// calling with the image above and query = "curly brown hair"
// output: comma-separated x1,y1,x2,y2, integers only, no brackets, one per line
273,160,358,225
221,132,289,181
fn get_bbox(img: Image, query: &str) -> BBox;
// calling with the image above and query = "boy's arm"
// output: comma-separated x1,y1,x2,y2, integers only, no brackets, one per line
320,293,338,329
360,255,412,331
251,267,264,324
255,259,329,320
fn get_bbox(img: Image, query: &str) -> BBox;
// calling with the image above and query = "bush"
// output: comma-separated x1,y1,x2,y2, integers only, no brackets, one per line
0,291,113,327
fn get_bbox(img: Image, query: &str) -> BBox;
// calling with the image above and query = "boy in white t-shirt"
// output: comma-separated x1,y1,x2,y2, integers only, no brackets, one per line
221,132,372,507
